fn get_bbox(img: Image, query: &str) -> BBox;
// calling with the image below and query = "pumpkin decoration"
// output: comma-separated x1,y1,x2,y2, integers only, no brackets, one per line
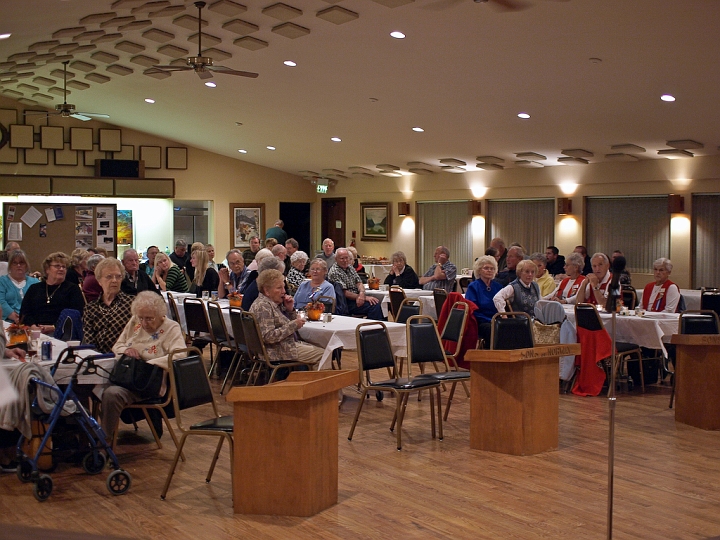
227,292,243,307
305,301,325,321
7,323,30,350
367,277,380,290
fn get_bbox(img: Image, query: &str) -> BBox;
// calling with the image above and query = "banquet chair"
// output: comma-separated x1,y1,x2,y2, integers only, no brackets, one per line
348,322,442,450
113,348,199,458
207,301,236,379
221,307,250,394
160,349,234,500
240,310,309,385
438,302,471,396
490,312,534,350
409,315,471,421
669,310,720,408
433,288,448,320
621,285,637,310
388,286,406,321
700,288,720,320
458,276,472,294
318,295,336,314
575,303,644,393
395,297,422,325
166,292,182,326
183,298,216,373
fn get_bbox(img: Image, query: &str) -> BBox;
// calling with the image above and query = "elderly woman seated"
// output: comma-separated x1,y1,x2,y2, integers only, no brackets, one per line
249,268,323,369
20,251,86,334
464,255,503,346
82,253,105,303
241,256,286,311
493,259,541,316
544,252,586,304
286,250,309,295
0,250,40,323
294,258,335,310
82,258,133,353
101,291,186,442
641,257,681,312
383,250,419,289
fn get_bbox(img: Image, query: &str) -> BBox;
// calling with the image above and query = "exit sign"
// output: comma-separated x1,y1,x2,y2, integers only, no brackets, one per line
317,184,328,193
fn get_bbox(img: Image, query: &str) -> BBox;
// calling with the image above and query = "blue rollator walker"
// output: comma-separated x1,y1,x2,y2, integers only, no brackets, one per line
15,345,132,501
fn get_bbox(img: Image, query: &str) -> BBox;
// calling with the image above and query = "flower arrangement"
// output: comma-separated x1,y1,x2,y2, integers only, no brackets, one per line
305,301,325,321
227,291,243,307
7,323,30,349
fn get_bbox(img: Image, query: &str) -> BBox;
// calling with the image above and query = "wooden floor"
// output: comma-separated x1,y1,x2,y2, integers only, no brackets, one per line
2,352,720,540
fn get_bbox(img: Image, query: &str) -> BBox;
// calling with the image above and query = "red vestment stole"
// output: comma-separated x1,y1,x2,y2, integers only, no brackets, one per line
642,280,675,312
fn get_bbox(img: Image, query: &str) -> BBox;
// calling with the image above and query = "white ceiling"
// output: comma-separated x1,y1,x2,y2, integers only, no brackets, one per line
1,0,719,179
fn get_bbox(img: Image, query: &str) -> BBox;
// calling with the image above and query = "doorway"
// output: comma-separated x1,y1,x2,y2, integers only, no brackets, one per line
279,202,311,254
321,198,346,255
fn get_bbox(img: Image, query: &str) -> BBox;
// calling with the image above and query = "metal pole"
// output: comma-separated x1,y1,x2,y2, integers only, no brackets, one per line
607,306,618,540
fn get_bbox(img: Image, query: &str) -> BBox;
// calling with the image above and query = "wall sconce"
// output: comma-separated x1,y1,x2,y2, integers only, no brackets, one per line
398,202,411,216
668,194,685,213
557,197,572,215
471,200,482,215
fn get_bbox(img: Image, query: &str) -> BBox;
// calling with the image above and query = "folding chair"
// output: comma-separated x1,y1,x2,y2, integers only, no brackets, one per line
221,307,251,394
388,286,406,321
206,300,236,380
183,298,216,373
490,312,534,350
433,288,448,320
438,302,470,397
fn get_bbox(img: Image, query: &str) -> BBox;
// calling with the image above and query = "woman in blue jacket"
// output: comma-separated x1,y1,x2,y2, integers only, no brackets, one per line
0,250,40,323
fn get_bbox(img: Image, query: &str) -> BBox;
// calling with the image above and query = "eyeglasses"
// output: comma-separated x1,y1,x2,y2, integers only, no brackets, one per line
309,267,324,273
49,264,66,269
10,261,26,266
102,274,123,281
480,266,495,271
138,316,156,323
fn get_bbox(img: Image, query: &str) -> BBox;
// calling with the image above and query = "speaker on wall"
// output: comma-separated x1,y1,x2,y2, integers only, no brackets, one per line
95,159,145,178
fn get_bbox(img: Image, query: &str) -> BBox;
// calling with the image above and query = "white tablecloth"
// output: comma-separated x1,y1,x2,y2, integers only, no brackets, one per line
564,305,678,355
364,264,393,282
635,288,701,311
366,288,436,318
298,315,407,370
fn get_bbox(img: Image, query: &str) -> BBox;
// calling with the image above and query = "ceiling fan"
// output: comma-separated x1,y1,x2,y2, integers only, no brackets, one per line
423,0,568,12
147,1,259,80
24,61,110,122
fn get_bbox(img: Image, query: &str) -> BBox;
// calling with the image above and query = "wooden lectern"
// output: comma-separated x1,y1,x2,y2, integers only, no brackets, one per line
670,334,720,430
225,369,356,516
466,344,580,456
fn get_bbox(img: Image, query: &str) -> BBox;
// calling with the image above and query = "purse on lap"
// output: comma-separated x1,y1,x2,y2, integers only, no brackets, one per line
109,354,164,399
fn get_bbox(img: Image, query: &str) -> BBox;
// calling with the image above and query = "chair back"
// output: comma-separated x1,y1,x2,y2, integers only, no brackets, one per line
575,303,605,331
440,302,468,345
183,298,213,336
166,292,181,323
239,310,271,366
458,276,472,294
700,289,720,319
388,286,406,319
355,322,396,384
433,288,448,318
228,307,248,353
318,295,336,314
207,301,230,344
490,312,534,350
54,309,83,341
395,298,422,325
679,310,720,334
406,315,448,373
167,347,218,431
621,286,637,310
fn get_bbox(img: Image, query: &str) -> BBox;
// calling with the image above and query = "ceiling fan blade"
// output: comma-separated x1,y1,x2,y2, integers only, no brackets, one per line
490,0,532,11
73,112,110,119
150,64,194,72
70,113,93,122
207,65,259,78
196,69,213,80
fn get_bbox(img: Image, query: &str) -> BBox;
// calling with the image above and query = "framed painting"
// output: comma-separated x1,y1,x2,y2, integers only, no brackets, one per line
230,203,265,249
361,202,390,241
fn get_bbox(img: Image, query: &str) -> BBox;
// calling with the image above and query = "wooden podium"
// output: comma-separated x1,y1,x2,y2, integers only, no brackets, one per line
466,344,580,456
670,334,720,430
225,369,356,516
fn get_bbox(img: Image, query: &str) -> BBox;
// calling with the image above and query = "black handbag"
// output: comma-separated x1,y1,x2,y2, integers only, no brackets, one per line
109,354,164,399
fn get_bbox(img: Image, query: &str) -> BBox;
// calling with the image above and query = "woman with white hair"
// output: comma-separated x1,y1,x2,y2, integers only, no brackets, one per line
287,250,308,294
493,259,541,316
465,255,502,346
239,247,273,294
101,291,186,441
641,258,680,312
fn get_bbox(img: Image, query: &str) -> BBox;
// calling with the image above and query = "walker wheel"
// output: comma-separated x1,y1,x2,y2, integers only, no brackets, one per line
17,460,33,483
82,451,107,475
107,469,132,495
33,474,53,501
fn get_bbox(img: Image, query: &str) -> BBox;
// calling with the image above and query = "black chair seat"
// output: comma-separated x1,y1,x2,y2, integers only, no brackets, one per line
190,416,234,432
370,377,440,390
416,371,470,382
616,341,640,353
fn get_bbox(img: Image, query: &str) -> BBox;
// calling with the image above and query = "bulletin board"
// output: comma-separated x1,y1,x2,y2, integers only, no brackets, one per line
2,203,118,273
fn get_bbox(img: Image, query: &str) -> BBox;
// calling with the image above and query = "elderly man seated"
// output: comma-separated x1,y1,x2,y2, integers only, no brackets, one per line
121,249,160,296
218,249,248,298
328,248,383,319
641,257,680,313
576,252,611,305
419,246,457,292
317,238,336,269
493,246,524,287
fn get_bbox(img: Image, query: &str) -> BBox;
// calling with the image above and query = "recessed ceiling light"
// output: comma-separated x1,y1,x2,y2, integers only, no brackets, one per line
266,146,276,150
283,60,296,67
518,112,530,119
661,94,675,102
0,34,11,40
331,137,341,142
390,31,405,39
238,149,247,153
205,81,216,88
144,98,155,104
412,127,424,132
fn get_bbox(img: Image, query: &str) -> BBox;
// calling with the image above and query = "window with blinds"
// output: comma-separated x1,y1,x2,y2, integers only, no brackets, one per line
486,199,554,255
417,201,473,274
585,196,669,274
693,194,720,288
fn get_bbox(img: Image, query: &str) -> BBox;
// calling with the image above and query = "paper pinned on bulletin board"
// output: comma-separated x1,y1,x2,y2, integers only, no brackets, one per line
45,208,57,222
21,206,42,228
7,222,22,241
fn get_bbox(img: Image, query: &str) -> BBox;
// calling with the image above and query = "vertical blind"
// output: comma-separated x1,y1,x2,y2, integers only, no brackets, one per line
486,199,554,255
693,194,720,287
585,197,668,274
417,201,473,273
